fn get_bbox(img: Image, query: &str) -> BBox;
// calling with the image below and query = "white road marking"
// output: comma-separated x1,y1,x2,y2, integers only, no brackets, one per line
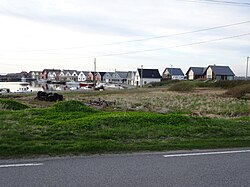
0,163,43,168
163,150,250,158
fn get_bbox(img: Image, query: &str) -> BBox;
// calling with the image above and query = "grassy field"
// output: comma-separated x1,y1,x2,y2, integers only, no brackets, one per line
0,80,250,158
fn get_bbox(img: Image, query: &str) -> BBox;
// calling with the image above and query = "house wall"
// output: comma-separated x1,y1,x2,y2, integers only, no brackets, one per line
142,78,161,85
188,70,194,80
103,73,111,83
172,75,185,80
78,72,86,82
206,67,213,80
134,71,161,86
127,73,135,85
162,69,170,79
134,71,141,86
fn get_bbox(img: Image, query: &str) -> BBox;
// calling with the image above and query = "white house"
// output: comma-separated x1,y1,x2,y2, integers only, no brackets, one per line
127,71,136,85
77,71,87,82
135,68,162,87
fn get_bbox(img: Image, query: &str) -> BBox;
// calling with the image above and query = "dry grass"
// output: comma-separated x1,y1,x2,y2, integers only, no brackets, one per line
5,87,250,118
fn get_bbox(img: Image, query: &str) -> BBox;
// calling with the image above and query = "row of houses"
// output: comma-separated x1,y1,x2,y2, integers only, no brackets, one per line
162,65,235,81
1,65,235,86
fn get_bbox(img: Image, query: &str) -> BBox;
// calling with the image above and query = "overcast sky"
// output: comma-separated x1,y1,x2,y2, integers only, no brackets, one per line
0,0,249,75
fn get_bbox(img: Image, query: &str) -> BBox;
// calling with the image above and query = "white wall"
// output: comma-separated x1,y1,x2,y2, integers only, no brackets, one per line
207,67,213,79
172,75,185,80
188,70,194,80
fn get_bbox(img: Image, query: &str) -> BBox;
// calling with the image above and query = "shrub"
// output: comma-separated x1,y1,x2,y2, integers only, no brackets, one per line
54,100,96,112
0,99,29,110
225,84,250,99
149,80,180,87
168,81,195,92
213,80,250,89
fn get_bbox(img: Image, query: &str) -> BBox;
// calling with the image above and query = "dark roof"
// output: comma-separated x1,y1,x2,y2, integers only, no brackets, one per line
99,72,106,77
187,67,206,75
138,69,162,79
164,68,184,76
43,69,61,73
208,65,235,76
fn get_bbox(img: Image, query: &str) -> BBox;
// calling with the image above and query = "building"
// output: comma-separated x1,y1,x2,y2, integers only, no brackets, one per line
41,69,61,81
162,68,185,80
127,71,136,85
29,71,42,80
111,71,128,84
135,68,162,86
204,65,235,80
186,67,206,80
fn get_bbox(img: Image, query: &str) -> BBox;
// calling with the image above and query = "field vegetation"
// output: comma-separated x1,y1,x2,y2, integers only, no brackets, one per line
0,80,249,157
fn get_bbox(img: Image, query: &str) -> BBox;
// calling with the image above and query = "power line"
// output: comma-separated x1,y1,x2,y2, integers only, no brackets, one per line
94,32,250,58
1,32,249,60
175,0,250,7
199,0,250,6
3,20,250,53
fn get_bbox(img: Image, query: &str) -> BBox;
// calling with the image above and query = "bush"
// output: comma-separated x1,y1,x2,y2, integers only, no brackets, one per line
148,80,180,87
213,80,250,89
0,99,29,110
168,81,195,92
54,100,96,112
225,84,250,99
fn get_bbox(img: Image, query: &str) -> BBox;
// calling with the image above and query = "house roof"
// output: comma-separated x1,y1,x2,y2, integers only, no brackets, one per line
99,72,106,77
62,70,77,74
164,68,184,76
127,71,136,78
186,67,206,75
138,69,162,79
207,65,235,76
43,69,61,73
116,71,128,79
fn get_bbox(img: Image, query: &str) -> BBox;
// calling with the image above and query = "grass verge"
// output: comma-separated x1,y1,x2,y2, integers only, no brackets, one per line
0,101,250,158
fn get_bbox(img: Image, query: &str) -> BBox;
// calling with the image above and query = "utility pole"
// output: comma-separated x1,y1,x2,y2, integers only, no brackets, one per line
170,64,173,80
94,58,96,86
140,65,143,87
246,57,249,80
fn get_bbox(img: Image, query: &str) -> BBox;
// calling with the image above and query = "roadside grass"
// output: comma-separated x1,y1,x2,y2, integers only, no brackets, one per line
0,102,250,158
0,99,30,110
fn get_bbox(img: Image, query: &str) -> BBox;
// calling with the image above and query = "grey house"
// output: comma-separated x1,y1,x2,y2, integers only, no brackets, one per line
111,71,128,84
204,65,235,80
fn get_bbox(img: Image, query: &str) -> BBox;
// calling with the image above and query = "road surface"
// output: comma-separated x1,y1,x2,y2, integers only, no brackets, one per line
1,148,250,187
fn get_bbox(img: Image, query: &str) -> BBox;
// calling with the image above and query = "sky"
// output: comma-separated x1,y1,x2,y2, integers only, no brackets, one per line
0,0,249,76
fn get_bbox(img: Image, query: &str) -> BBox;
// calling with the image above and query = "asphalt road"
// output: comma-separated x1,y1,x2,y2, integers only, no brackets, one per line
1,149,250,187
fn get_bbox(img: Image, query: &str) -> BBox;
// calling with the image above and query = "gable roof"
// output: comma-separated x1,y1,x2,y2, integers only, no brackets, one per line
186,67,206,75
164,68,184,76
138,69,162,79
116,71,128,79
207,65,235,76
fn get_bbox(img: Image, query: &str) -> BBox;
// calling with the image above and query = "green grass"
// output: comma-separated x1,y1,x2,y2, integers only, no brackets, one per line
0,99,30,110
0,101,250,158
